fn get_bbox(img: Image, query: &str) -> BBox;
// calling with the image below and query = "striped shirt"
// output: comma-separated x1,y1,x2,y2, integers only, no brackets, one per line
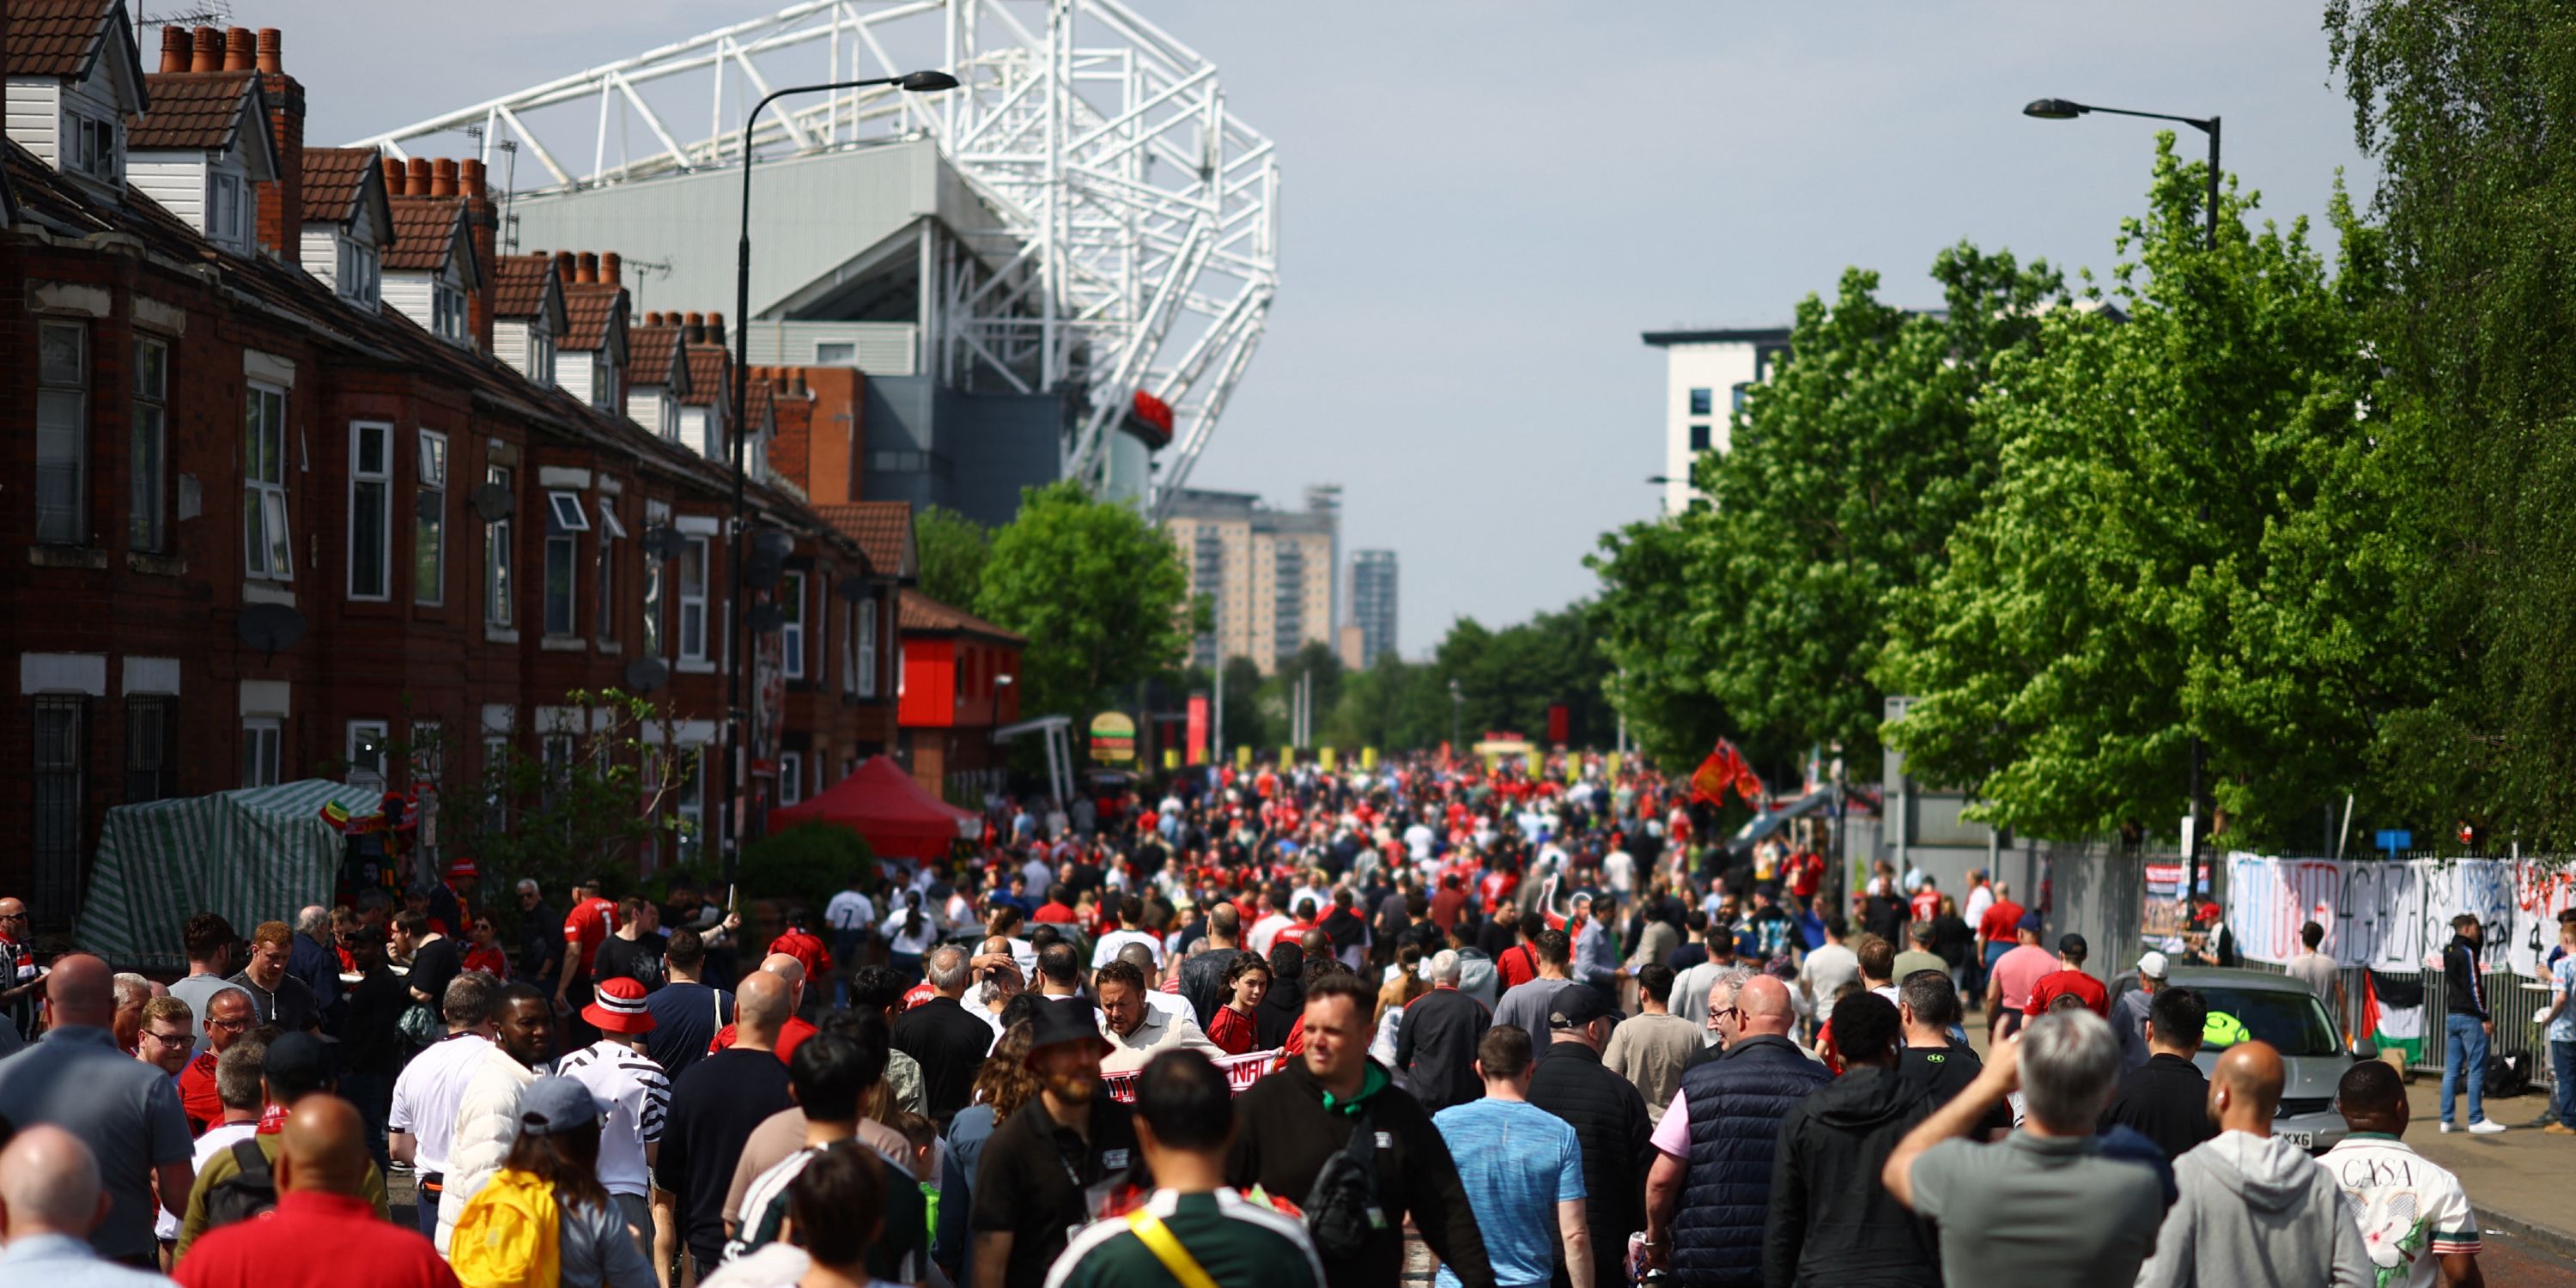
727,1141,924,1282
556,1038,671,1198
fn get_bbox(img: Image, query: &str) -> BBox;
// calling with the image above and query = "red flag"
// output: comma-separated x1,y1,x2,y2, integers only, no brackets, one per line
1689,740,1768,807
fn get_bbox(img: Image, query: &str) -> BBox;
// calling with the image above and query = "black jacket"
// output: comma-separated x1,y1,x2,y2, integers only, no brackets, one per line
893,995,1000,1122
1528,1042,1651,1288
1394,986,1491,1116
2444,936,2488,1020
1177,945,1242,1030
1227,1059,1495,1288
2099,1052,2218,1162
1671,1035,1833,1285
1762,1064,1939,1287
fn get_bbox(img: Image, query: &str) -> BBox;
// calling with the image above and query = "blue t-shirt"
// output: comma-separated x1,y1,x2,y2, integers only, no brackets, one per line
1431,1097,1585,1288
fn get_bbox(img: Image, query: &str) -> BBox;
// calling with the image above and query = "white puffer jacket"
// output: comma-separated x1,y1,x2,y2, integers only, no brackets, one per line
433,1044,539,1251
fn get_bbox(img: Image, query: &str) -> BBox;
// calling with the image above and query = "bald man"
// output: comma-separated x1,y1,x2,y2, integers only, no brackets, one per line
0,954,192,1267
708,952,818,1063
0,1126,173,1286
658,969,799,1279
174,1100,454,1288
2134,1042,2370,1288
1639,975,1832,1280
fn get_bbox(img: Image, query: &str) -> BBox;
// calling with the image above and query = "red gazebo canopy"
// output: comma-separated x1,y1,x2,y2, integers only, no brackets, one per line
769,756,983,860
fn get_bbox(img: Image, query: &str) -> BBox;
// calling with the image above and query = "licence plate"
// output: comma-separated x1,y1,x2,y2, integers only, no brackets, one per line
2275,1129,2315,1149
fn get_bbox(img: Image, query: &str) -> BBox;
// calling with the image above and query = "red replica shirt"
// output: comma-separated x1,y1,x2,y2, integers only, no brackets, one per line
461,945,507,976
1496,942,1541,990
710,1014,819,1064
2025,969,2110,1018
177,1191,457,1288
1783,851,1825,900
1910,890,1942,925
1032,902,1078,925
564,896,618,974
179,1050,221,1133
769,929,833,981
1978,900,2026,945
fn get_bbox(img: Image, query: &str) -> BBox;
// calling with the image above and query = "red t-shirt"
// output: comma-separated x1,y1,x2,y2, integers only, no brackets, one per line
1783,851,1825,900
709,1015,818,1064
461,945,507,976
1207,1005,1257,1054
769,929,833,981
1032,902,1078,925
1496,942,1541,990
564,896,618,974
2026,969,2110,1018
1910,890,1942,925
1978,900,2026,945
179,1050,222,1133
177,1191,457,1288
1430,887,1469,931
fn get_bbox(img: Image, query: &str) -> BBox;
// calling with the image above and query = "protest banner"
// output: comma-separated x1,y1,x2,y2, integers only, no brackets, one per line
2221,854,2576,978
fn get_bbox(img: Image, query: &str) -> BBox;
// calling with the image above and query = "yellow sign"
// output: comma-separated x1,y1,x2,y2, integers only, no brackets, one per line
1280,745,1296,767
1236,745,1253,769
1089,712,1136,763
1162,748,1180,769
1320,748,1337,771
1607,751,1623,778
1361,747,1378,770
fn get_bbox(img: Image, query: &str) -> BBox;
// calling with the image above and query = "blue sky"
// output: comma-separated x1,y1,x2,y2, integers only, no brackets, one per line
281,1,2370,655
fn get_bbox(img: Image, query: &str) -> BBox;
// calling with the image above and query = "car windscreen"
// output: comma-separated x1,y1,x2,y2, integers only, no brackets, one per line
2194,986,2342,1057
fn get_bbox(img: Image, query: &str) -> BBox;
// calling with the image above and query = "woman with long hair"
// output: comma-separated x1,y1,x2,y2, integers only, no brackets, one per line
929,1023,1041,1285
1207,954,1269,1054
451,1077,654,1288
880,890,933,979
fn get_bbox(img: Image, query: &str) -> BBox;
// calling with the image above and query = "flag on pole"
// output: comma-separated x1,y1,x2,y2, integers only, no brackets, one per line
1688,740,1765,806
2362,970,2423,1066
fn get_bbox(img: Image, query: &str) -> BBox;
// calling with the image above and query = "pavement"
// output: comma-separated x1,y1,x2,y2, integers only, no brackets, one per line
2397,1077,2576,1261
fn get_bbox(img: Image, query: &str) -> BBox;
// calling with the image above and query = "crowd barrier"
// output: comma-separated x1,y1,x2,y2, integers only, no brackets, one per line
1100,1048,1283,1103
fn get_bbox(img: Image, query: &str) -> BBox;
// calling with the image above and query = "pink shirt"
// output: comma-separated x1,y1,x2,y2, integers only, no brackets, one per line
1990,944,2058,1012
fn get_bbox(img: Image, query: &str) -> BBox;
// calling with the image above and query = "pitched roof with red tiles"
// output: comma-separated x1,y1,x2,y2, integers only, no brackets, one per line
8,0,122,82
627,324,683,388
817,501,914,578
490,253,556,319
381,195,468,272
301,146,379,224
560,281,627,351
679,344,732,409
899,589,1025,644
127,70,260,151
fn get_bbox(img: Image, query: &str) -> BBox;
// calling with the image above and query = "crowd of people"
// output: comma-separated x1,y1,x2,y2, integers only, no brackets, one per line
0,752,2515,1288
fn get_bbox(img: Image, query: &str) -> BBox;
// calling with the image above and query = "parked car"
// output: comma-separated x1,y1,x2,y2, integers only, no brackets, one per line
2109,964,2359,1152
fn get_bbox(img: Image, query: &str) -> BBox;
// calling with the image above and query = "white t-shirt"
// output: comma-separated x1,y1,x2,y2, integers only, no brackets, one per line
1247,914,1295,957
1601,851,1636,896
388,1030,495,1172
555,1037,671,1198
1091,928,1164,969
823,890,877,932
1405,824,1435,861
161,1121,259,1240
2323,1136,2479,1288
1963,885,1996,930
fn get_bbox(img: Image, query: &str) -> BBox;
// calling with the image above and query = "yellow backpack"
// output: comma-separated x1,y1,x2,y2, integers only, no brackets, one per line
450,1170,562,1288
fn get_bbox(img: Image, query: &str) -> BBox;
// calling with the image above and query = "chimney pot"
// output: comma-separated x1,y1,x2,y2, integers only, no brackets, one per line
555,250,576,283
459,157,486,199
578,252,599,284
683,311,705,329
158,27,189,74
380,156,406,198
255,28,283,75
223,27,255,72
793,372,807,396
602,252,621,285
405,157,432,197
707,312,726,345
430,158,459,197
191,27,221,74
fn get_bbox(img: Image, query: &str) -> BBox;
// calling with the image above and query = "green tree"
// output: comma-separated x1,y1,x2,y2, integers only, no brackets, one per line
975,482,1202,720
1877,138,2416,848
1589,515,1733,764
913,504,991,610
1216,655,1272,755
449,688,702,897
2327,0,2576,845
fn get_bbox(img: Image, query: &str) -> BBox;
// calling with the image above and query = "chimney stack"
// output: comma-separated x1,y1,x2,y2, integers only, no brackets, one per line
429,158,459,197
380,155,407,197
459,159,498,354
683,312,706,344
707,312,726,347
459,158,486,199
577,252,599,284
158,27,188,74
190,27,220,73
602,252,621,285
406,157,432,197
555,250,576,284
222,27,254,71
254,29,305,258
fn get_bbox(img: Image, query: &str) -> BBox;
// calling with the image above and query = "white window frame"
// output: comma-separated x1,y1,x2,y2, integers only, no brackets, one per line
347,422,393,601
779,750,804,805
208,170,249,249
131,335,168,553
485,464,513,628
409,718,443,787
545,491,590,532
674,742,705,860
244,382,292,580
856,596,880,697
337,236,379,303
415,430,447,606
69,110,119,183
432,279,467,343
530,325,554,383
678,535,710,662
543,525,580,639
839,598,859,696
780,570,807,679
345,720,390,782
593,354,618,411
642,505,668,658
240,717,282,789
594,496,623,647
36,320,88,546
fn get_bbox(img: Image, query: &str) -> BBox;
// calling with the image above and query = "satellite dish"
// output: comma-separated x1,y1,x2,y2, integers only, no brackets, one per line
415,490,444,523
740,553,785,592
754,528,796,560
746,603,786,634
835,574,872,601
235,602,307,659
641,526,684,561
469,483,515,522
623,657,671,694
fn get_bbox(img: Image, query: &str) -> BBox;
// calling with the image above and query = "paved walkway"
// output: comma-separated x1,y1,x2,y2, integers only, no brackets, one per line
2401,1077,2576,1255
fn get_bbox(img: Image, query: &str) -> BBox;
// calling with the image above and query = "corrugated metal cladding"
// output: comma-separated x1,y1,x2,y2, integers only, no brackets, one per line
745,321,918,375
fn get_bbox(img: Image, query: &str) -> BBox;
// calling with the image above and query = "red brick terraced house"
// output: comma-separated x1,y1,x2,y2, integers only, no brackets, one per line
0,4,900,927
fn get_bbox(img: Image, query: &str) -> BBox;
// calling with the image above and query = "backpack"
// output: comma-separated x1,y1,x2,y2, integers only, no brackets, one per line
1300,1106,1384,1259
200,1139,277,1230
448,1169,562,1288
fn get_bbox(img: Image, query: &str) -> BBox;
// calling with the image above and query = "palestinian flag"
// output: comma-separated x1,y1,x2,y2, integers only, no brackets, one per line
2363,970,2424,1066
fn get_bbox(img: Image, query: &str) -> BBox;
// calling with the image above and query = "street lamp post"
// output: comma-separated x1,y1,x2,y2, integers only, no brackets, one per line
721,70,958,887
1449,677,1463,758
2024,94,2221,906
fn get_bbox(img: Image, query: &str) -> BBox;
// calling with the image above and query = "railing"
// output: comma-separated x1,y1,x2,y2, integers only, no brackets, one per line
2241,959,2561,1089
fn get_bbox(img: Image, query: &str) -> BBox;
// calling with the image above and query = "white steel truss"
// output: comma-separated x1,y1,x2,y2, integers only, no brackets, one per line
351,0,1275,512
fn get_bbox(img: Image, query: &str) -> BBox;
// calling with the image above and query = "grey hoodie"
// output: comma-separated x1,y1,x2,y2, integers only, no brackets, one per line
2135,1130,2372,1288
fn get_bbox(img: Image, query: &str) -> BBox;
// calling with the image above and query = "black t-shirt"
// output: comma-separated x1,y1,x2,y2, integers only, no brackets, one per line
1900,1042,2014,1138
343,965,411,1075
893,996,1000,1122
643,982,732,1081
970,1092,1139,1288
406,937,464,1021
593,932,669,993
657,1048,797,1263
2099,1052,2220,1162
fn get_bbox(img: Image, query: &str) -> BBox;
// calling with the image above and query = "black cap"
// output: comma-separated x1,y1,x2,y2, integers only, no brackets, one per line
264,1031,329,1097
1547,984,1616,1030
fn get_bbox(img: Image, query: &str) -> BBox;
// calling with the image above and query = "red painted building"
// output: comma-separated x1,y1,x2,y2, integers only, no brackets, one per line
894,589,1024,801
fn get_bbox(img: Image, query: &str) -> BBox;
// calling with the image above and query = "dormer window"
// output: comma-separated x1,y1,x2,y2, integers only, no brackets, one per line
69,111,120,184
594,355,619,411
335,238,380,304
208,172,252,251
433,282,468,344
530,326,554,384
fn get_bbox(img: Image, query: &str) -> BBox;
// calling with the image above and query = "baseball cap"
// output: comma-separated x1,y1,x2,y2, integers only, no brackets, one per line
517,1076,613,1138
1547,984,1616,1030
2137,951,2170,980
263,1032,329,1097
2017,911,2044,933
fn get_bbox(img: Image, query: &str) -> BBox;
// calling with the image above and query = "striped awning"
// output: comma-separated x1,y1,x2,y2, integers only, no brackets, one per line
78,780,380,972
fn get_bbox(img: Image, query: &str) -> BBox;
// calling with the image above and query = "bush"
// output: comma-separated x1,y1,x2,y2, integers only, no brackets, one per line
738,823,872,915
